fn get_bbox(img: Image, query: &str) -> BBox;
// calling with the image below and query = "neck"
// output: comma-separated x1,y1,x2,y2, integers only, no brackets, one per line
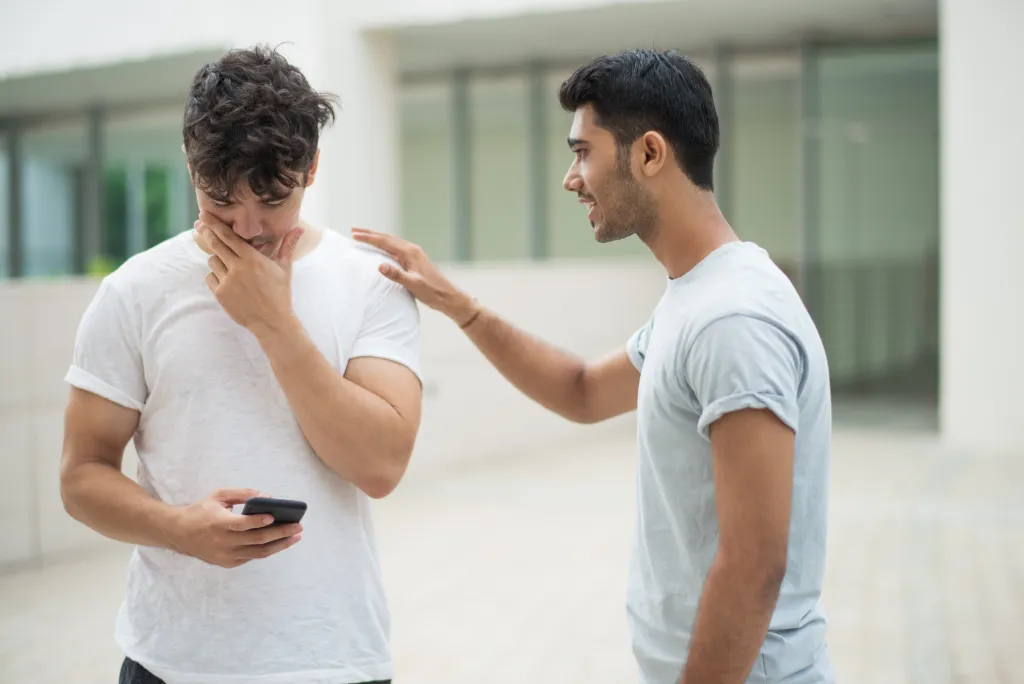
640,186,738,279
291,219,324,260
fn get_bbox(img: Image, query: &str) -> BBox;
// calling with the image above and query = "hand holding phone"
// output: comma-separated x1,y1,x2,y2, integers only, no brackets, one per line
167,489,303,568
241,496,307,526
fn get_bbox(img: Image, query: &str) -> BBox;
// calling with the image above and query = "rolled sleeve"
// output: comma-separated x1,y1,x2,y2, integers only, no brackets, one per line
64,278,147,411
349,271,423,384
683,314,803,440
626,319,653,372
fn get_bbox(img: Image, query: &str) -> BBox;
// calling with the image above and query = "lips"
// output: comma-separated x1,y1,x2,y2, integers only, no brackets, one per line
578,195,598,224
246,238,276,256
578,195,596,215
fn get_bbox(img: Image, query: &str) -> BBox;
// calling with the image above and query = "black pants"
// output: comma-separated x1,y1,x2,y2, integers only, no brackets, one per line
119,657,391,684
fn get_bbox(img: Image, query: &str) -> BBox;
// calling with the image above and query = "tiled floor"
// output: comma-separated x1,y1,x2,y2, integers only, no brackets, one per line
2,426,1022,683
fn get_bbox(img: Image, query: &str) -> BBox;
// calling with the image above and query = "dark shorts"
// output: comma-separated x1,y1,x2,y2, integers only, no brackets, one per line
119,657,392,684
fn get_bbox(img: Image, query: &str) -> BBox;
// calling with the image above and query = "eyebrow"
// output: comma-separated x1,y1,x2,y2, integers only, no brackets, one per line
567,137,588,149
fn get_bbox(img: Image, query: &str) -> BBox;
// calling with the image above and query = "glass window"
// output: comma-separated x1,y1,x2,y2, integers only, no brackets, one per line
813,45,939,397
0,133,9,279
728,54,801,281
21,119,87,277
104,108,189,269
469,75,529,261
399,82,454,262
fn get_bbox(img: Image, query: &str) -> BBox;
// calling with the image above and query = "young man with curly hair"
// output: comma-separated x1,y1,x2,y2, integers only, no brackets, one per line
59,45,422,684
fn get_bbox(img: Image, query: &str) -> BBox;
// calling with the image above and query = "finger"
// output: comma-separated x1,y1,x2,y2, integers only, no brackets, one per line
230,512,277,532
197,219,241,264
238,522,303,545
210,488,261,505
275,227,304,269
198,211,245,258
378,262,412,286
205,272,219,293
238,532,303,560
208,255,228,279
350,227,408,258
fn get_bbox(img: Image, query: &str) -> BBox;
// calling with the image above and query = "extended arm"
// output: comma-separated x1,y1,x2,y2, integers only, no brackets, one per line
350,227,639,424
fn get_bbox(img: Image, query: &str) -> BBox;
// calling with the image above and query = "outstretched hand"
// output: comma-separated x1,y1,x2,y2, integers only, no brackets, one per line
350,227,479,327
198,211,303,338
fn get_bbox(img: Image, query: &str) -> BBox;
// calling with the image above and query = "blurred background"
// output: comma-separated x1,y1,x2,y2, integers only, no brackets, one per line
1,0,1021,683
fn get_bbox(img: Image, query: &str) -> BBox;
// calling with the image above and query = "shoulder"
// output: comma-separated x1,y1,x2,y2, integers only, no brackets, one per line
316,229,404,285
648,251,807,369
688,246,803,333
95,231,201,308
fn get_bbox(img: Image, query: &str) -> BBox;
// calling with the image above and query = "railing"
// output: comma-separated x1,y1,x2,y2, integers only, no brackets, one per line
799,252,939,398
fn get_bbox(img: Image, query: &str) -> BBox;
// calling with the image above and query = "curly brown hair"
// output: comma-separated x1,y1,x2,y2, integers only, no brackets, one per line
183,45,338,202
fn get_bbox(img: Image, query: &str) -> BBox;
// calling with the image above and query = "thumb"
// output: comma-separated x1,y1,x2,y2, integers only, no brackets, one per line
378,262,411,286
276,227,304,269
210,488,260,507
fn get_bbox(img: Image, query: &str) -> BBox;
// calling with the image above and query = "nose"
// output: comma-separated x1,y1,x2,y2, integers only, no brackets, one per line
231,212,261,240
563,164,583,193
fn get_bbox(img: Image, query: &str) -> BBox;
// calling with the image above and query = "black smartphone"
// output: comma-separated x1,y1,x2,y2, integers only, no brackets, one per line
240,497,307,526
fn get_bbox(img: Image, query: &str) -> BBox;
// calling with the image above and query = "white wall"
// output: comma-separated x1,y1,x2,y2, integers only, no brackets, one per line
0,0,654,81
0,258,661,570
940,0,1024,450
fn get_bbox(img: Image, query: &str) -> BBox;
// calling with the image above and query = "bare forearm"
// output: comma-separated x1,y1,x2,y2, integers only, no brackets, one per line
256,318,411,494
680,556,784,684
460,307,591,422
61,461,179,549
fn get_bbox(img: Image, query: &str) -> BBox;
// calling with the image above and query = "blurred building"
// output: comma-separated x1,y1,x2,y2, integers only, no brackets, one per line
0,0,1020,567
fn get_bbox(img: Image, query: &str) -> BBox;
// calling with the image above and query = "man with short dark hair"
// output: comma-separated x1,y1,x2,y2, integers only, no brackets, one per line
60,45,422,684
353,49,835,684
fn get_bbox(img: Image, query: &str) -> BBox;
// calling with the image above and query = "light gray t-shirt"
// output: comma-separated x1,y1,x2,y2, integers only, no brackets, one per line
625,241,835,684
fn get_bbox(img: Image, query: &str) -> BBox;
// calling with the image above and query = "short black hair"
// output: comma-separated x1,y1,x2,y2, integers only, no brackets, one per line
183,44,338,202
559,49,719,190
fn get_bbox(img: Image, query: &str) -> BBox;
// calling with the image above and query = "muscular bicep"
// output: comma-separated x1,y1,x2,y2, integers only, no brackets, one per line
580,348,640,423
344,356,423,436
61,387,140,475
709,408,794,571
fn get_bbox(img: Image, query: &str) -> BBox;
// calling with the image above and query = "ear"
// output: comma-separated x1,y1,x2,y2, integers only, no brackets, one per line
639,131,669,178
305,149,320,188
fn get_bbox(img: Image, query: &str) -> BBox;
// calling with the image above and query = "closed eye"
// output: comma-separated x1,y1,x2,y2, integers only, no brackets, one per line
262,193,293,207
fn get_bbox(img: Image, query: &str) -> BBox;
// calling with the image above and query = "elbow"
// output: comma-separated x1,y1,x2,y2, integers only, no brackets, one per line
568,409,601,425
360,444,414,500
59,461,82,520
362,473,401,500
719,545,788,600
754,554,788,604
760,555,788,595
566,365,600,424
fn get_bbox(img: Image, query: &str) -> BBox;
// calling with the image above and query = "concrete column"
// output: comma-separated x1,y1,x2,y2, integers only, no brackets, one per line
940,0,1024,450
298,18,398,237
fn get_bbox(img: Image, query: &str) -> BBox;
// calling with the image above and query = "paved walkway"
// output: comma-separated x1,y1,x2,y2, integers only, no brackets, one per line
2,426,1022,683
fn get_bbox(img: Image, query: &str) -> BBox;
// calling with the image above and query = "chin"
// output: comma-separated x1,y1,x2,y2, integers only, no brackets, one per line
594,225,632,244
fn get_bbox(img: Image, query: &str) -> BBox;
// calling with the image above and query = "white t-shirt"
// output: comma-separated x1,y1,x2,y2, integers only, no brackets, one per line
65,228,421,684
